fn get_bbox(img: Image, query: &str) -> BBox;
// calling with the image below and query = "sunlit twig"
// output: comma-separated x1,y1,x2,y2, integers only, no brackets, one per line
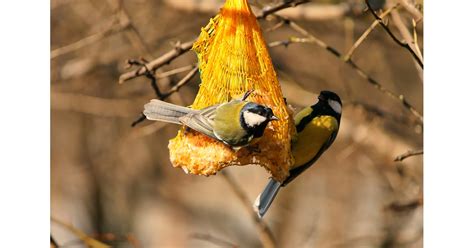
365,0,423,68
221,171,276,248
394,149,423,162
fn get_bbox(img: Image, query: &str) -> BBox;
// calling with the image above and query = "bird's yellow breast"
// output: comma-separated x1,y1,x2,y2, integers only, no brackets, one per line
291,115,338,168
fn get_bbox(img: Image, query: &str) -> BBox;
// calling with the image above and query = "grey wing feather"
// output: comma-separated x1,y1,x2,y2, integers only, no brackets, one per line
197,104,220,127
143,99,195,124
178,103,222,140
179,113,217,139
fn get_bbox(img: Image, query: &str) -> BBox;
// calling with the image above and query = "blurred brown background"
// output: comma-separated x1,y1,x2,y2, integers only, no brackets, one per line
51,0,423,247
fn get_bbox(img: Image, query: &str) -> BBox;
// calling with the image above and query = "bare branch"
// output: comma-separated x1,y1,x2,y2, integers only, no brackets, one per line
257,0,310,20
125,58,163,98
411,19,423,60
397,0,423,22
131,114,147,127
346,101,421,128
51,235,59,248
114,0,153,58
51,217,111,248
129,66,198,127
365,0,423,68
390,8,423,79
51,91,149,118
344,4,399,61
269,17,423,123
51,21,126,59
190,233,238,248
118,40,195,84
156,64,196,79
160,66,199,100
394,149,423,162
386,197,423,212
221,171,276,248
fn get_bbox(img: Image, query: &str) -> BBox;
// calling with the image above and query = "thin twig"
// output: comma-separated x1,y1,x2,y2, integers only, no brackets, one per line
411,19,422,60
156,64,196,79
131,114,147,127
51,21,126,59
365,0,423,68
125,59,163,97
257,0,310,20
394,149,423,161
265,20,286,32
190,233,238,248
51,91,150,118
113,0,153,58
119,0,313,83
346,101,421,127
269,16,423,123
221,171,276,248
390,8,424,81
397,0,423,22
118,40,195,84
51,217,111,248
51,235,59,248
160,66,199,100
344,4,399,61
129,66,198,127
386,197,423,212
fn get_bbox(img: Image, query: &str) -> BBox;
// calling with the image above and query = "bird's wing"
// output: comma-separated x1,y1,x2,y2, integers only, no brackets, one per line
283,129,338,186
178,104,220,140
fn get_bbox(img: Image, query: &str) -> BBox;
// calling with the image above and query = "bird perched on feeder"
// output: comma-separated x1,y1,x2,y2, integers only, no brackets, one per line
143,91,278,149
254,90,342,218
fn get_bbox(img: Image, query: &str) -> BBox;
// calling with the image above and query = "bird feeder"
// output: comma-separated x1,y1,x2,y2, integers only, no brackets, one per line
168,0,295,182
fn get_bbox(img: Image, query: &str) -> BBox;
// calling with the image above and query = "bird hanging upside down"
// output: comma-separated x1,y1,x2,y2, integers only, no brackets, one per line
254,90,342,218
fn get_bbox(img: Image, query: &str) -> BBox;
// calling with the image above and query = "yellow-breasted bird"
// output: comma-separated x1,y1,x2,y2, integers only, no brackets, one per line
254,90,342,218
143,91,278,148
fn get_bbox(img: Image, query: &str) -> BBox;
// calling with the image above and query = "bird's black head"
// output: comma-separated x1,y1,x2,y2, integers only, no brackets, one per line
313,90,342,119
240,103,278,138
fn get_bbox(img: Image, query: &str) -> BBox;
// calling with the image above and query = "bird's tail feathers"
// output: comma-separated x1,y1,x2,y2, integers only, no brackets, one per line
143,99,195,124
253,178,281,218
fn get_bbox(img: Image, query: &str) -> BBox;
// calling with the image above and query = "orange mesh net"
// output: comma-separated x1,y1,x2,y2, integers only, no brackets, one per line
168,0,295,182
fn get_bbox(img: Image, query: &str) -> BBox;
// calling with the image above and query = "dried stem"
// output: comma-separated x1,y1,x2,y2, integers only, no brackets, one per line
160,66,199,100
51,217,111,248
51,235,59,248
131,114,147,127
269,16,423,123
156,64,196,79
257,0,310,20
394,149,423,162
190,233,238,248
129,66,198,126
365,0,423,68
344,4,399,61
118,40,195,84
51,20,126,59
397,0,423,22
51,91,149,118
347,101,421,128
386,197,423,212
221,171,276,248
390,8,423,79
113,0,153,58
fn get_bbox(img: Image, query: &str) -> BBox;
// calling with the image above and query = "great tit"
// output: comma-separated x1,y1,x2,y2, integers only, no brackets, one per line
143,91,279,148
254,90,342,218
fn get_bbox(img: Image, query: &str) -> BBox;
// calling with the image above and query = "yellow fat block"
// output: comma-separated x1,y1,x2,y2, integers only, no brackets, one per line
168,0,295,182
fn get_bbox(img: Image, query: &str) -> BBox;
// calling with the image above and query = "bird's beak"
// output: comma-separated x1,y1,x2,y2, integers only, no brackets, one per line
270,115,279,121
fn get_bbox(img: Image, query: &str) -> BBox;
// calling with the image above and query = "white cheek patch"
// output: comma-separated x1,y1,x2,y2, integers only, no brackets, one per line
328,99,342,114
243,111,267,127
